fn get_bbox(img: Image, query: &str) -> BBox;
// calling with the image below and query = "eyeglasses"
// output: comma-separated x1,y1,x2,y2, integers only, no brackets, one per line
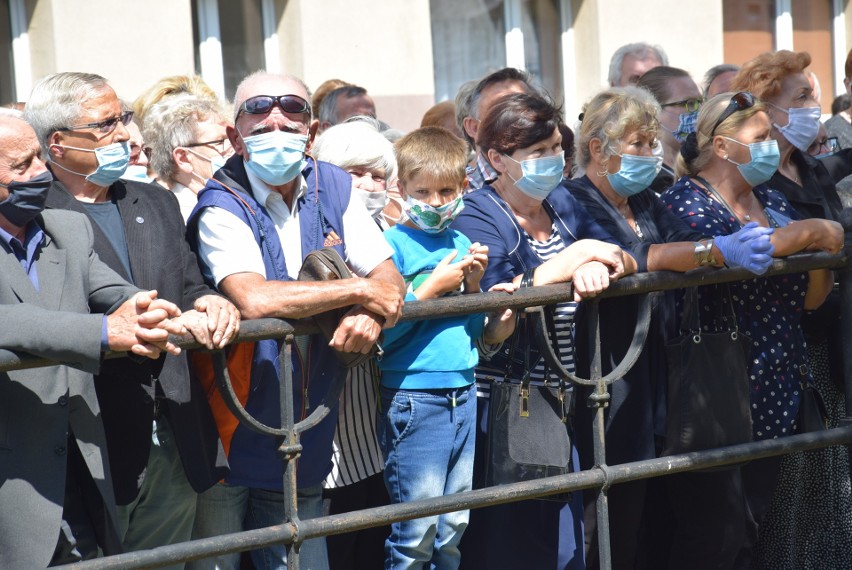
662,98,704,113
809,136,839,156
186,138,232,156
58,110,134,134
710,92,755,136
236,95,311,119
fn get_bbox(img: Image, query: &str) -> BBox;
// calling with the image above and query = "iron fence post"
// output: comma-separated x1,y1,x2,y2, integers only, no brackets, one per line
839,211,852,482
278,334,302,569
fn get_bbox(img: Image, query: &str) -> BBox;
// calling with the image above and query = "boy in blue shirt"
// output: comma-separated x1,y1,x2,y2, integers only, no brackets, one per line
378,127,514,569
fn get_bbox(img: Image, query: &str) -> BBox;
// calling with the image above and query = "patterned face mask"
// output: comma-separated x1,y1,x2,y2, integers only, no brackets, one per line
403,195,464,234
673,110,699,143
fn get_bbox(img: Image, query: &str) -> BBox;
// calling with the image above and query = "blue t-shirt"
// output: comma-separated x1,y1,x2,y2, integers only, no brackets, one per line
379,224,485,389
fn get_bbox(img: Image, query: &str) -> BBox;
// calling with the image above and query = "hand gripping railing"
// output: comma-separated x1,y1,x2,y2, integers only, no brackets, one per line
21,245,850,569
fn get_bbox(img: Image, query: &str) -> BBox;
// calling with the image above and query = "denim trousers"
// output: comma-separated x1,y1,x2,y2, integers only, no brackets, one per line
188,482,328,570
377,384,476,570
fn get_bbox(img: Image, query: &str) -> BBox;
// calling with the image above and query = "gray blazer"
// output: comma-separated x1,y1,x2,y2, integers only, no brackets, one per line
0,209,137,568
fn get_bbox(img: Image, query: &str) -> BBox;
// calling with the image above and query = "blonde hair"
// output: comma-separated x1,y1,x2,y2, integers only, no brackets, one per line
133,75,221,121
577,86,660,172
394,126,467,190
674,92,767,177
730,50,811,101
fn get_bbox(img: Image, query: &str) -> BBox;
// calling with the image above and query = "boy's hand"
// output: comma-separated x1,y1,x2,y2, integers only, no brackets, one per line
463,242,489,294
413,250,473,300
483,282,516,344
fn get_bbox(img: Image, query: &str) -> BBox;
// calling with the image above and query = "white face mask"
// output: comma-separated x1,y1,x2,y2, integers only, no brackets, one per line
358,188,389,219
768,103,821,151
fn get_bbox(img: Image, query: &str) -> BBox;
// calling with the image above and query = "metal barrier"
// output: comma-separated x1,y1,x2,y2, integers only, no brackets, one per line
6,245,844,569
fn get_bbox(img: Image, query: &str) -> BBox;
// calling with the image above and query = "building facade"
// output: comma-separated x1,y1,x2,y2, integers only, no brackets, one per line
1,0,849,131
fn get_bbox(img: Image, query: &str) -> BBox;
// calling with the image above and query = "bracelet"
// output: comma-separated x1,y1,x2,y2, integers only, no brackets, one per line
693,239,717,266
521,268,536,289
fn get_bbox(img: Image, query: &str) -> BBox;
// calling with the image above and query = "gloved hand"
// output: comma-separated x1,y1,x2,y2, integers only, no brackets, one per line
715,221,775,275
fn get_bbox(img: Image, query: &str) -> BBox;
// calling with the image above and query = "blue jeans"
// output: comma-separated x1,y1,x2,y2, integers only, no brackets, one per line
378,384,476,570
188,482,328,570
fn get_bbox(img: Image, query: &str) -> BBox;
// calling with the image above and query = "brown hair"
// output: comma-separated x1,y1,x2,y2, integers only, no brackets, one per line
394,126,467,189
477,92,561,157
421,101,456,129
636,66,692,104
730,50,811,101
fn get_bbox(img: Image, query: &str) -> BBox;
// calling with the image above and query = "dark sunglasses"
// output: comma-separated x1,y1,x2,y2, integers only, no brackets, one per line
236,95,311,119
58,110,134,134
710,92,755,135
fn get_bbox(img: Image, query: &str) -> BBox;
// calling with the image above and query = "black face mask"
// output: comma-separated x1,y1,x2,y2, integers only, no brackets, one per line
0,170,53,227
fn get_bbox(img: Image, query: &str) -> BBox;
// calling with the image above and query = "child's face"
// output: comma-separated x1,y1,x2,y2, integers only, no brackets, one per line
398,171,463,208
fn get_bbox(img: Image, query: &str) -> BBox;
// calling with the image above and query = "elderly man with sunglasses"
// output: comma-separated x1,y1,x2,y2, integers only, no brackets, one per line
184,71,404,570
24,72,240,566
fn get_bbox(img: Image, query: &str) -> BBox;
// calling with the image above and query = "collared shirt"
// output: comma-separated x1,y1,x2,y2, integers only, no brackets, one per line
0,222,45,290
466,151,498,190
197,166,392,285
171,182,198,223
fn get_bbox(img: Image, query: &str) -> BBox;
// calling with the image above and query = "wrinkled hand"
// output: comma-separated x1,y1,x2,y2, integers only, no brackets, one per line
571,261,611,302
330,306,383,354
463,242,489,293
108,290,185,358
194,294,241,349
715,221,775,275
561,240,626,280
483,282,516,344
358,279,404,328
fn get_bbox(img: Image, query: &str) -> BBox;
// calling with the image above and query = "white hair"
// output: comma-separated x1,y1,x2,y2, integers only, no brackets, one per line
311,121,397,182
25,72,112,150
608,43,668,86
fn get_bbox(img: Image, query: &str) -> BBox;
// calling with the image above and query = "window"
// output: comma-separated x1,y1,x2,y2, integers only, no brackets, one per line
430,0,564,107
0,0,15,105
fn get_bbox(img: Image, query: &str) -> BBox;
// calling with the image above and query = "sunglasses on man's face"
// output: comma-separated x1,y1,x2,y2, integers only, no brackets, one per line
236,95,311,119
58,110,134,135
710,92,755,135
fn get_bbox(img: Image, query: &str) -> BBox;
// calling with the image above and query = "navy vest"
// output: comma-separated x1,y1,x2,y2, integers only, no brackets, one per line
187,157,350,489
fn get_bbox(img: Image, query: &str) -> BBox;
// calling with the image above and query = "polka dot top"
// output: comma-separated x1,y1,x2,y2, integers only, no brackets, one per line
661,177,812,440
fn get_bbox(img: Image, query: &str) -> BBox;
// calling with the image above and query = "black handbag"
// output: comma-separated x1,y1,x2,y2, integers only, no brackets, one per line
663,286,753,455
484,271,574,495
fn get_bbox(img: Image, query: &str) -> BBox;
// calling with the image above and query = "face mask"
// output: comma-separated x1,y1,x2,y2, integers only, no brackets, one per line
770,105,821,151
50,141,130,187
814,151,835,160
0,171,53,227
673,110,699,143
186,147,227,179
607,153,662,197
358,189,388,219
383,195,407,225
120,164,151,183
240,130,307,186
403,194,464,234
723,137,780,187
503,153,565,200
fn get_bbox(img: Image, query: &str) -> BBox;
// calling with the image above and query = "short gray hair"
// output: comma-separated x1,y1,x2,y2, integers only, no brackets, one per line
608,43,668,86
454,80,478,147
25,72,111,150
319,85,369,126
143,94,228,182
311,121,397,182
232,70,312,121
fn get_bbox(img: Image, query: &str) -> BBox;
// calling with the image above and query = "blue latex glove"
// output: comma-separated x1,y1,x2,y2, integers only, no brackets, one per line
715,221,775,275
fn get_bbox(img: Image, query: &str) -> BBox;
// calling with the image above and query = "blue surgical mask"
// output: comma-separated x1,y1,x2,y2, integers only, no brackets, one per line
723,137,780,187
607,153,662,197
769,104,821,151
120,164,151,183
186,147,227,178
240,130,307,186
403,194,464,234
50,141,131,187
503,153,565,200
674,110,699,143
0,170,53,227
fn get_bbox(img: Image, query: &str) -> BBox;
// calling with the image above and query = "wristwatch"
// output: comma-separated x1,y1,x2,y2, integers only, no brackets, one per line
693,239,717,266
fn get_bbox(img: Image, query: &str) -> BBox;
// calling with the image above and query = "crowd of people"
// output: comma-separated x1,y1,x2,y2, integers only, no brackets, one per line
0,40,850,570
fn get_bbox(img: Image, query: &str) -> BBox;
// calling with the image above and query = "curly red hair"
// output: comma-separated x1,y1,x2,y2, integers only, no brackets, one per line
730,50,811,101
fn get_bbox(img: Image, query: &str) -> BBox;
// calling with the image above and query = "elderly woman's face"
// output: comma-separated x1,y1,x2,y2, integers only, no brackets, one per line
772,72,819,110
601,127,658,174
505,126,562,163
716,111,772,165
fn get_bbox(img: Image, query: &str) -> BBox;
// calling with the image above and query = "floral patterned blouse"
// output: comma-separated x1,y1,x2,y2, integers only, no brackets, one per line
662,176,812,440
